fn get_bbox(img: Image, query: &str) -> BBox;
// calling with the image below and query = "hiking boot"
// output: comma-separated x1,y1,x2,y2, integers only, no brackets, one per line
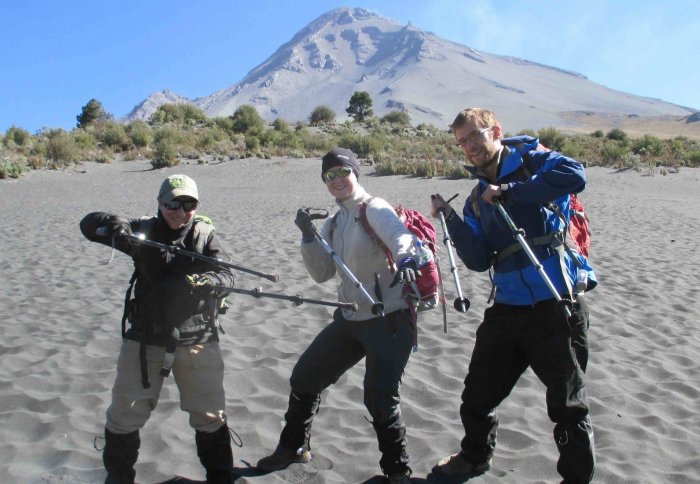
432,452,491,476
387,468,412,483
256,444,311,471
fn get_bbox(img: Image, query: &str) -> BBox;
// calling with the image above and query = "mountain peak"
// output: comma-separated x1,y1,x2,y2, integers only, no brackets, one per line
126,8,694,132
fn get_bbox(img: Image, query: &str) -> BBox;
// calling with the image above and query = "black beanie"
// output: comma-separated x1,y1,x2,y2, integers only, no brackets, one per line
321,147,360,181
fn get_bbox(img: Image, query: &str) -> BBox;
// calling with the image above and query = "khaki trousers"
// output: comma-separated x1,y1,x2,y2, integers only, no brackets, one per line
106,339,227,434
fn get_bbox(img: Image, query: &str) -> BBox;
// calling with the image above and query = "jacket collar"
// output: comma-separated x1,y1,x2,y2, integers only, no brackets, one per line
337,184,369,211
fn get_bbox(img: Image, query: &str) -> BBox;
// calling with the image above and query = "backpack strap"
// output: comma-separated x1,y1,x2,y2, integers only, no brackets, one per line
358,200,397,271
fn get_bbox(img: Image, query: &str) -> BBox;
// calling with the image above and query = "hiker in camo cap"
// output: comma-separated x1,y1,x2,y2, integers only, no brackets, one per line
80,174,236,484
430,108,597,483
256,147,430,483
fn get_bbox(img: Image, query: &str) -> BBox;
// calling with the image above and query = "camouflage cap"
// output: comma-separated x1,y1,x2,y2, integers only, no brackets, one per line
158,174,199,202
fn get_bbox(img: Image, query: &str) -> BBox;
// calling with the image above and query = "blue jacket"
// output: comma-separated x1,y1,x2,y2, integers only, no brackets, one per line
446,136,597,306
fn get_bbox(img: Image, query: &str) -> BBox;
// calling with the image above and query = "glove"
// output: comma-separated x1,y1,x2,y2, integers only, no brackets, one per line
105,215,132,238
186,273,218,294
295,209,315,241
390,258,420,287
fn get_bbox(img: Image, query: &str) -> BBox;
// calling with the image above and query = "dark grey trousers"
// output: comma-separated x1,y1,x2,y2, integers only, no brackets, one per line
280,308,414,475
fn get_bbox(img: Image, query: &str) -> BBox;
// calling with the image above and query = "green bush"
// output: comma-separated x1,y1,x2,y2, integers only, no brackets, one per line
151,128,181,168
688,151,700,166
230,105,266,134
4,126,31,147
606,128,628,143
310,105,336,126
97,121,131,151
600,143,628,165
631,134,664,157
381,110,411,127
45,129,79,166
127,121,153,147
272,118,290,132
0,157,27,178
538,127,566,151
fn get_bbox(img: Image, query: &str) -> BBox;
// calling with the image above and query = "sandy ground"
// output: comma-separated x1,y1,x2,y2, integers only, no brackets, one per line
0,157,698,483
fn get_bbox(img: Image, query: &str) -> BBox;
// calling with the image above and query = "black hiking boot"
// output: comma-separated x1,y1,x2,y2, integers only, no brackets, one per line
256,444,312,471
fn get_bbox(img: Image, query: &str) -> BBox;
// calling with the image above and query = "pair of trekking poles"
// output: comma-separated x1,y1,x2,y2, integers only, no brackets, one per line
97,226,358,312
434,194,573,319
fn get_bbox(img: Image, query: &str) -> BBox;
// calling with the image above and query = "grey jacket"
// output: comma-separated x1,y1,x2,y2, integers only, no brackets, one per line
301,185,421,321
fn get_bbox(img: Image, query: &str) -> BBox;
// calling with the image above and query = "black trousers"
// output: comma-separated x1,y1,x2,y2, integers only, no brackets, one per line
459,298,595,483
280,308,413,475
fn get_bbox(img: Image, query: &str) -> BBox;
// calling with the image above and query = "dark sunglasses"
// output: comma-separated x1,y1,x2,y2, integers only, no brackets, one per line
161,200,199,212
322,166,353,182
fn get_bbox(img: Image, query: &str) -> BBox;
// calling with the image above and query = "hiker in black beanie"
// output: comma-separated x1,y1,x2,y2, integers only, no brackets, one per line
257,147,433,484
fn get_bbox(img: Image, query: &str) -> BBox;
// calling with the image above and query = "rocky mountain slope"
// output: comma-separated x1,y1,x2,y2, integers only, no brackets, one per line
126,8,697,135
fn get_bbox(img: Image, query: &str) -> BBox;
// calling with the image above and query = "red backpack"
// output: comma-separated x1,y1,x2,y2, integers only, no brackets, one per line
357,202,441,311
568,193,591,257
500,137,592,258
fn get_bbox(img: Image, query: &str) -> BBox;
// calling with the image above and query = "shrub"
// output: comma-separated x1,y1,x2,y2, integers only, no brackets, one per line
310,105,336,126
381,110,411,127
272,118,290,132
631,134,664,157
688,151,700,166
151,128,181,168
230,105,266,134
97,121,131,151
591,130,604,138
4,126,31,147
537,126,566,151
127,121,153,147
150,103,207,127
0,157,27,178
606,128,628,143
600,143,628,166
45,129,79,166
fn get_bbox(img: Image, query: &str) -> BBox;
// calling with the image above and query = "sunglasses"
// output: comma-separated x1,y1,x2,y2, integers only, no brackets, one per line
161,200,199,212
456,126,493,147
322,166,353,182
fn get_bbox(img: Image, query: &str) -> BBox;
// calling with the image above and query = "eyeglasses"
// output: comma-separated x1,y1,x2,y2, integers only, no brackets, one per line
161,200,199,212
456,126,493,147
322,166,353,182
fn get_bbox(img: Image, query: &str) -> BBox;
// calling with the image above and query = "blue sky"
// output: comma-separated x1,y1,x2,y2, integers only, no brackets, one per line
1,0,698,133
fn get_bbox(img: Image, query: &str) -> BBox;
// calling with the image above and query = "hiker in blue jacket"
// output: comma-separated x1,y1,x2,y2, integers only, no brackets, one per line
430,108,597,483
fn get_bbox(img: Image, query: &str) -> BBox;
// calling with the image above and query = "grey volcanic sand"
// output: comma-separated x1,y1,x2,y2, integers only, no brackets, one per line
0,158,698,483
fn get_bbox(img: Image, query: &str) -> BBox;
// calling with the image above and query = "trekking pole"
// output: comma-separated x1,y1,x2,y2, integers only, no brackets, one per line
493,201,572,318
215,286,358,311
303,208,385,317
96,229,279,282
433,194,470,316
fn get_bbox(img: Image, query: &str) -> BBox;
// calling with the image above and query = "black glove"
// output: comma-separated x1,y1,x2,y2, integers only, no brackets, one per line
105,215,132,238
390,258,420,287
295,209,315,241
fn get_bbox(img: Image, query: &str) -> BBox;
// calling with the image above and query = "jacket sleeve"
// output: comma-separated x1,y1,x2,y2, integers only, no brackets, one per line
300,216,337,283
446,195,494,272
507,151,586,205
364,198,416,264
201,232,235,289
79,211,137,256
